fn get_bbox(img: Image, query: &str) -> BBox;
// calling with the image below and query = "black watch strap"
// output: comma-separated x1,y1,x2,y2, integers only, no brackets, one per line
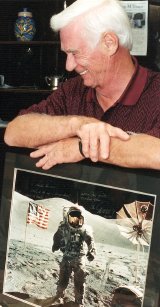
78,139,85,158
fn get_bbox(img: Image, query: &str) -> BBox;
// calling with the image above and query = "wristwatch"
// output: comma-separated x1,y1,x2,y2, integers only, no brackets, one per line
78,139,85,157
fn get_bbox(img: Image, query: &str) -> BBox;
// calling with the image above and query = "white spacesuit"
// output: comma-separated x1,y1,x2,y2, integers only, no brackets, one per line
52,205,96,307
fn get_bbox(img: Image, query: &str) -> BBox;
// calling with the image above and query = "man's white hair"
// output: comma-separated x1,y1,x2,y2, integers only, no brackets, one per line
50,0,133,50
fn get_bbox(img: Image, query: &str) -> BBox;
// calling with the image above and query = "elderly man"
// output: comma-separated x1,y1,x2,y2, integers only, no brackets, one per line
4,0,160,170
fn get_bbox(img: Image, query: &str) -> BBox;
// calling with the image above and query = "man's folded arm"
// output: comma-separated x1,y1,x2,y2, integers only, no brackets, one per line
29,134,160,170
4,113,128,148
4,113,98,148
101,133,160,170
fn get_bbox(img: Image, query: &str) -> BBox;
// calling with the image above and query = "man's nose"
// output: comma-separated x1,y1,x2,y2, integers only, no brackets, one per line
65,54,77,71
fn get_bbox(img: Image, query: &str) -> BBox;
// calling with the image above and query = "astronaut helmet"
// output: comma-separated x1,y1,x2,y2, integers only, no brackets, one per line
67,206,84,228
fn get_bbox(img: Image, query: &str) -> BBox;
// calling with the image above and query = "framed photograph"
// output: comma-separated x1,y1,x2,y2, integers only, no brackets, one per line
0,148,160,307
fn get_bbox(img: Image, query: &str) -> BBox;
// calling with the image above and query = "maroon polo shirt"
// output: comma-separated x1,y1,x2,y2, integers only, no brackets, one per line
20,58,160,138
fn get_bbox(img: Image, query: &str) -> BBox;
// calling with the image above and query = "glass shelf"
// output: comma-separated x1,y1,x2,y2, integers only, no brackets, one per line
0,87,52,94
0,41,59,45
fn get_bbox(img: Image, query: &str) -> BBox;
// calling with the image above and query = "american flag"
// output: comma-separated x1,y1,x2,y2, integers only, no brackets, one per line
27,201,49,229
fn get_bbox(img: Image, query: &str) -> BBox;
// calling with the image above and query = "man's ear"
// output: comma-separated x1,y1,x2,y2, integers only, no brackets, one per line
101,32,119,55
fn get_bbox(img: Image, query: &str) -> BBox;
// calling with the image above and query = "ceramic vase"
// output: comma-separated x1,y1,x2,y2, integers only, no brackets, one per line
14,8,36,41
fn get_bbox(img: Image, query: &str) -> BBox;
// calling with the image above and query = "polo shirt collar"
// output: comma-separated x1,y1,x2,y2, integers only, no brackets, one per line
86,56,148,106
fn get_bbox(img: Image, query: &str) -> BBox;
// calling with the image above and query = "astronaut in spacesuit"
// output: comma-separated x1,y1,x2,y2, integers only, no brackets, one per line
51,205,96,307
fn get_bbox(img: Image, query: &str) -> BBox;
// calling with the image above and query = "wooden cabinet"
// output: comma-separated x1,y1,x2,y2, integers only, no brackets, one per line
0,0,74,121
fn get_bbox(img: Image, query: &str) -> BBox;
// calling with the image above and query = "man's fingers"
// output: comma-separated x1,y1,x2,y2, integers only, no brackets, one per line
35,155,48,167
30,148,52,168
107,125,129,140
35,153,57,169
78,123,111,161
77,122,129,162
88,137,99,162
30,148,46,158
99,131,110,159
88,129,110,161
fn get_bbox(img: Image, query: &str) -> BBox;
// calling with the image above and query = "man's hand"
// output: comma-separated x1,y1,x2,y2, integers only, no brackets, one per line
30,122,130,169
30,137,84,170
77,122,129,162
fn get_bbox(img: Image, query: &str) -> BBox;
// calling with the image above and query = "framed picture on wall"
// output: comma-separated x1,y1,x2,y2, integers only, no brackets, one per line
0,148,160,307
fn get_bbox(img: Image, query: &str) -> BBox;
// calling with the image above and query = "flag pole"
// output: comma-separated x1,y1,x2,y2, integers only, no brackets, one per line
24,203,29,249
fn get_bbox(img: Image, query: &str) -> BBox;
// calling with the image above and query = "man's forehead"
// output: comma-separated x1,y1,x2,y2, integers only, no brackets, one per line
60,20,79,37
60,17,86,42
60,31,84,53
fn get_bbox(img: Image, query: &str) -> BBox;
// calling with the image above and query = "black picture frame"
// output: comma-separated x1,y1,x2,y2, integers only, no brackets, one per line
0,147,160,307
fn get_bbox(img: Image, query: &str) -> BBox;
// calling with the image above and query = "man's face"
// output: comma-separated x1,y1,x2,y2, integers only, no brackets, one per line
60,22,110,89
